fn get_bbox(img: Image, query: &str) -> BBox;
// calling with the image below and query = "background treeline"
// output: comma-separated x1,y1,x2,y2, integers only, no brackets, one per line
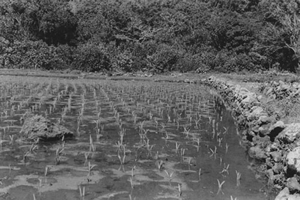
1,0,300,73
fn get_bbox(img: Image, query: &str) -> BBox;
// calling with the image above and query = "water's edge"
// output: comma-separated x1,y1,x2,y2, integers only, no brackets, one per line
201,76,300,200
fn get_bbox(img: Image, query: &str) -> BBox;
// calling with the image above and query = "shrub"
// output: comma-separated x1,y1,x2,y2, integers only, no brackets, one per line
72,43,111,72
147,44,183,73
212,51,262,73
15,40,64,70
177,53,210,73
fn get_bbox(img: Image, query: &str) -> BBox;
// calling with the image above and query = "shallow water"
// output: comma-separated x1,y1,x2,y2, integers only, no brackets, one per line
0,77,275,200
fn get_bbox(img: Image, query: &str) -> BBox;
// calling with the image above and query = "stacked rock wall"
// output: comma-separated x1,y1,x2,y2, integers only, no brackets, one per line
259,81,300,100
203,76,300,200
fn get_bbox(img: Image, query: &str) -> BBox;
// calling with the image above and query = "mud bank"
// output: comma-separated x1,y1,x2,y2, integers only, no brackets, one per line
203,76,300,200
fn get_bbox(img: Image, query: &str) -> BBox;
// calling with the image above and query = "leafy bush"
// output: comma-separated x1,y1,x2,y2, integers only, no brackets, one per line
148,44,183,73
177,53,210,73
222,53,256,72
72,43,111,72
55,45,76,70
212,52,262,73
111,49,134,72
14,40,64,70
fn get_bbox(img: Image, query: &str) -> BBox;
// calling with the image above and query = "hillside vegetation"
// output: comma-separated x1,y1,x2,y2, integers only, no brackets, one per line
1,0,300,74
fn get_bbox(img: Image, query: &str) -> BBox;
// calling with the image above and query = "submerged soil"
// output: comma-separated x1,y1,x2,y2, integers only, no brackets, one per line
0,75,277,200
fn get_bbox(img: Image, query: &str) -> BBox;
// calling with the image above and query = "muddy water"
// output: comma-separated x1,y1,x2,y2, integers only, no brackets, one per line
0,77,275,200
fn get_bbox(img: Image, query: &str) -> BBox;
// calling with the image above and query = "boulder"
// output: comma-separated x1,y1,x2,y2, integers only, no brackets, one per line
279,81,290,91
238,88,251,99
277,123,300,143
270,151,282,162
287,177,300,192
272,162,284,174
270,121,285,130
241,93,257,105
20,115,73,141
248,146,267,160
268,121,286,141
265,88,273,96
257,116,273,125
292,82,300,89
248,106,265,120
286,147,300,175
275,187,300,200
258,127,269,136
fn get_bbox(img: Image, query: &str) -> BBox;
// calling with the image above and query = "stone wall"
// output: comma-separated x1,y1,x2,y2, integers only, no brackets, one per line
259,80,300,100
203,76,300,200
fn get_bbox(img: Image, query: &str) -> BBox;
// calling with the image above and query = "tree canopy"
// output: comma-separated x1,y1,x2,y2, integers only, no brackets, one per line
0,0,299,73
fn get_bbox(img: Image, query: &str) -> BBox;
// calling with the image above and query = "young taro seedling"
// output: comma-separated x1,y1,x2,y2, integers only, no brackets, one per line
209,146,217,159
177,183,182,197
236,170,241,187
117,144,127,166
44,166,50,177
183,125,191,139
175,142,180,154
156,160,164,171
55,145,64,165
217,137,223,147
89,135,96,152
225,143,229,153
87,161,96,176
217,179,225,195
164,170,174,185
78,185,86,197
198,168,202,181
220,163,230,175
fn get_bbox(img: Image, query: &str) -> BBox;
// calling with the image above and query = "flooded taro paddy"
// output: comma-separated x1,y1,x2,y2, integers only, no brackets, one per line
0,76,275,200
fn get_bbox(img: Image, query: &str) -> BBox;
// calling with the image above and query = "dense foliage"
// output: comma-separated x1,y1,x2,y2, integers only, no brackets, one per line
1,0,300,73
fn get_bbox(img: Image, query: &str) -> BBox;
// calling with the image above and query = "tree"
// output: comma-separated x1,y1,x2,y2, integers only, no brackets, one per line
257,0,300,72
76,0,133,45
21,0,78,46
0,0,29,67
73,43,111,72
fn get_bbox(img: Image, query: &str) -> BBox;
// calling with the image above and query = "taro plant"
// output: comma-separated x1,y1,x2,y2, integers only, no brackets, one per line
209,146,217,159
175,142,180,154
198,168,202,181
55,145,64,165
225,143,229,153
89,135,96,152
236,170,241,187
220,163,230,175
78,185,86,197
44,166,50,177
87,161,96,176
164,170,174,185
217,179,225,195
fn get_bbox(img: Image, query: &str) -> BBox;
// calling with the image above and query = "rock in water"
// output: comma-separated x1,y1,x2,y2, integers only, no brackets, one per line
20,115,73,141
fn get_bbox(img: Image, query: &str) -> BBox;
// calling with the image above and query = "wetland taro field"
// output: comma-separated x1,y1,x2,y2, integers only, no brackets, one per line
0,76,275,200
